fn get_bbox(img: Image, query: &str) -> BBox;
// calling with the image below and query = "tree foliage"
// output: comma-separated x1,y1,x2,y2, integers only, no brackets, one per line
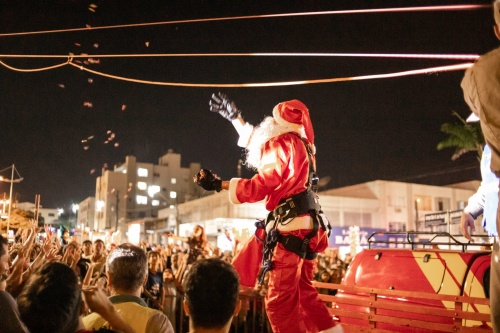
437,111,484,162
0,208,43,232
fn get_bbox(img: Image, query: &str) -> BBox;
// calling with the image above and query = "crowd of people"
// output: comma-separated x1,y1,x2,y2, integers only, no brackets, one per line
0,219,352,333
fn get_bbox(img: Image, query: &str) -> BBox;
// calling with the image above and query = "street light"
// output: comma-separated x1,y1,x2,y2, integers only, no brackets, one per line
0,164,23,235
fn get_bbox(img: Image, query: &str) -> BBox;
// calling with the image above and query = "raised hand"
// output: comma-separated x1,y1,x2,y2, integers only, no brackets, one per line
193,169,222,192
209,92,241,121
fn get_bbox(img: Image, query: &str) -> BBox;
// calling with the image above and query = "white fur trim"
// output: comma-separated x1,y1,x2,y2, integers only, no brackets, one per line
228,178,242,204
234,122,254,148
319,324,344,333
272,104,307,139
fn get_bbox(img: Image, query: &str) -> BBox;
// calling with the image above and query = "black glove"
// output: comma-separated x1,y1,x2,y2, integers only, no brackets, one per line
209,92,240,121
193,169,222,192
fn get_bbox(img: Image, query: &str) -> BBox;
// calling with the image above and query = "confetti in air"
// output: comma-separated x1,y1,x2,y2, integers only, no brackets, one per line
83,101,93,108
58,84,65,88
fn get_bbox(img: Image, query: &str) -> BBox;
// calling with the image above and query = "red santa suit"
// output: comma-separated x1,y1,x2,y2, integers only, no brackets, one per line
228,100,342,333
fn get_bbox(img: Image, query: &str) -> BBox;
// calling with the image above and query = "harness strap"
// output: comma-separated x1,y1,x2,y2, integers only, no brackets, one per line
277,213,320,260
257,134,327,283
273,189,321,222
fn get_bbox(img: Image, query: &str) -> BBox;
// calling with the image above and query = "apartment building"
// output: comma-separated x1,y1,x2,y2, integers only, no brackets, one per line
93,149,203,239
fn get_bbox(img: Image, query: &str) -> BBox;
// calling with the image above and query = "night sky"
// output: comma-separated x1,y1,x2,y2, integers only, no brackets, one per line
0,0,496,209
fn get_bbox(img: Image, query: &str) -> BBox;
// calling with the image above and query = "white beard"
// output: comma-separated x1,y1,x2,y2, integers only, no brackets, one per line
244,116,295,170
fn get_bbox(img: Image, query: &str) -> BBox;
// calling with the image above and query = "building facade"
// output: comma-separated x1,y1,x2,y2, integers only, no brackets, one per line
93,150,203,238
145,179,483,257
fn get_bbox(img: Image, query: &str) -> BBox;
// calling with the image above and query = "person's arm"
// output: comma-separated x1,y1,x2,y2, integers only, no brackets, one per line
82,286,136,333
70,248,82,271
142,287,163,311
159,282,165,310
209,92,254,148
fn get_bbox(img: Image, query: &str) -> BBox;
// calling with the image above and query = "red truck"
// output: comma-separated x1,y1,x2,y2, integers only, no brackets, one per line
316,232,492,332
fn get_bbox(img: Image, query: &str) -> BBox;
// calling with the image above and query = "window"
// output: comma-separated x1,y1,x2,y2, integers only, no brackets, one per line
137,181,147,190
148,185,160,197
48,213,55,217
170,191,177,199
137,168,148,177
171,178,177,184
152,200,160,207
414,196,432,211
96,200,105,212
136,195,148,205
434,197,450,212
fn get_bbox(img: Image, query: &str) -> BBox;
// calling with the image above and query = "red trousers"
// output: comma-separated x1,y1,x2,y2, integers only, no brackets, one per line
265,228,336,333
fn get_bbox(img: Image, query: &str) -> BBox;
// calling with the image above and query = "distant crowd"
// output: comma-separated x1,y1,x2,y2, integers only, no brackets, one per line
0,222,349,333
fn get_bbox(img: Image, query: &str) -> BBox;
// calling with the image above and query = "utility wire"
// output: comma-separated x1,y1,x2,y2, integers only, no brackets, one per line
0,52,480,60
0,4,490,37
0,57,473,87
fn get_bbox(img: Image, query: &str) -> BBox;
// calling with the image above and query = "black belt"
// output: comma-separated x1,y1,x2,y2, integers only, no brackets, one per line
273,189,320,221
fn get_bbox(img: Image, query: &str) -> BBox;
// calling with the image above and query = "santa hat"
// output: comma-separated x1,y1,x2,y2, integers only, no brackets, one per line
272,99,314,146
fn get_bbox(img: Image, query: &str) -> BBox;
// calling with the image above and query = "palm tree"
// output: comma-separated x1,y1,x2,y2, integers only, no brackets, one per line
437,111,484,162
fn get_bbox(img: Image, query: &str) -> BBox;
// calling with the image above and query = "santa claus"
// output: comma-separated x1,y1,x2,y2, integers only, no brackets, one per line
194,93,342,333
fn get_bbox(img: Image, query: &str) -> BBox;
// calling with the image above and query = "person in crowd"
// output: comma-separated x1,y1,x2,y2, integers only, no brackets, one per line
17,261,136,333
0,234,29,333
460,1,500,330
183,258,241,333
61,228,70,246
83,243,174,333
62,240,82,270
162,267,183,332
82,239,93,259
195,93,342,333
142,250,165,310
217,226,237,261
90,239,107,277
167,225,212,265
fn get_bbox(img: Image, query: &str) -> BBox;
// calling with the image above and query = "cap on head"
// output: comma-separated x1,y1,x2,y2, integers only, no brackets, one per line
272,99,314,145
